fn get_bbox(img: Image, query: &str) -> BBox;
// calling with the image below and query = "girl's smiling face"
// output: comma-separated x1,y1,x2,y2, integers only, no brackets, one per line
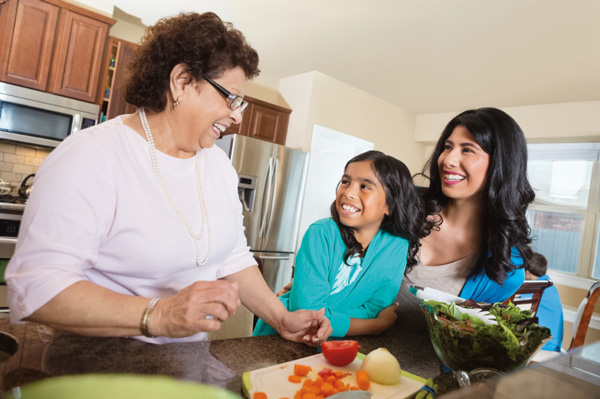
437,125,490,202
336,160,389,241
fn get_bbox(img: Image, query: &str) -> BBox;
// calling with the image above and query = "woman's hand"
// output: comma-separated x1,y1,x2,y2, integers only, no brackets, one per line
149,280,240,338
277,308,332,346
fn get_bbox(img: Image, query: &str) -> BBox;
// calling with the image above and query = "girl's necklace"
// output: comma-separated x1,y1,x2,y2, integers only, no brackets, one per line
139,107,211,266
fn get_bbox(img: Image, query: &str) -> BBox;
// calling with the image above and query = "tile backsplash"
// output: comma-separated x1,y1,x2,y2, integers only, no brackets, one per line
0,142,51,195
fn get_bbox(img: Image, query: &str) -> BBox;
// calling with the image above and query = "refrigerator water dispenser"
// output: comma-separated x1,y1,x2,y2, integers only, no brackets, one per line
238,174,257,212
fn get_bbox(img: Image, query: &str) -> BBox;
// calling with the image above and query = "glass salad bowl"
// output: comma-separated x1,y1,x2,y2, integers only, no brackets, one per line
420,300,551,386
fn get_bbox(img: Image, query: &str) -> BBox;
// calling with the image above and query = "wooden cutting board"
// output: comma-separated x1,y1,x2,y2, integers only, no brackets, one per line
242,352,426,399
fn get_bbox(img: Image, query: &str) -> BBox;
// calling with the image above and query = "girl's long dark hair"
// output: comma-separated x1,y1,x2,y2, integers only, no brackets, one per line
420,107,535,284
330,150,431,270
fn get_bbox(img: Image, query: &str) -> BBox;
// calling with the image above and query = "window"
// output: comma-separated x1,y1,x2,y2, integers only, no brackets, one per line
527,143,600,281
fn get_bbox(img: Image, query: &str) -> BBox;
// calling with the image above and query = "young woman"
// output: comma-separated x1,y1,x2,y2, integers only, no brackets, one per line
254,150,430,337
397,107,534,327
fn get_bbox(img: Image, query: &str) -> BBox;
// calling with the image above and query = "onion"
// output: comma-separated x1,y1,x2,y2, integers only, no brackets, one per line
360,348,402,385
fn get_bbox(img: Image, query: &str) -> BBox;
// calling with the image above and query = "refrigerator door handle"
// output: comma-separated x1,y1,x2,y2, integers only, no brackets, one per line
259,157,275,241
255,254,291,260
263,157,279,248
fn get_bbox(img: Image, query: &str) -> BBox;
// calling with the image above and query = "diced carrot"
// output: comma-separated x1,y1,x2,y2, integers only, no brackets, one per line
320,382,334,395
302,379,313,387
330,389,339,396
350,386,360,390
294,393,302,399
254,392,268,399
294,364,312,376
314,377,324,387
325,375,336,385
302,393,317,399
356,369,370,390
308,386,320,395
333,371,344,379
334,380,345,390
289,375,303,383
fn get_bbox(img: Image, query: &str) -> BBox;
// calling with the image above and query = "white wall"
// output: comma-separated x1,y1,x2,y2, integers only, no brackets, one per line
414,101,600,144
280,71,427,175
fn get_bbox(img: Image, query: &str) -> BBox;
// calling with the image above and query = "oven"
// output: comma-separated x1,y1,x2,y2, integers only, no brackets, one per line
0,195,25,310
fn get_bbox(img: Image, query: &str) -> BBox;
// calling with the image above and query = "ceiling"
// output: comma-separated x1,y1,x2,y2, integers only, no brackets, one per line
109,0,600,114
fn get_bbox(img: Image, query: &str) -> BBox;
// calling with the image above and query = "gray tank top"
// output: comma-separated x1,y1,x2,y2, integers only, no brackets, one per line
395,253,477,333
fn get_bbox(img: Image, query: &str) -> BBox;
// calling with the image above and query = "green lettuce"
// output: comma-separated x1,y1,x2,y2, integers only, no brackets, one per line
421,300,551,372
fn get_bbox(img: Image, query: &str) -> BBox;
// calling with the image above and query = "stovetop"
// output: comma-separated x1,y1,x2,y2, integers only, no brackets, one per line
0,195,27,204
0,195,27,213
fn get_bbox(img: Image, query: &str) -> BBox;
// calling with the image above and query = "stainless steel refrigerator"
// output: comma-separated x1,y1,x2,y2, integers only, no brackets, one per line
216,134,309,293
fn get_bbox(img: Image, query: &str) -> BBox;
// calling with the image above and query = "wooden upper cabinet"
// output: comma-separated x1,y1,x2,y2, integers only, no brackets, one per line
224,96,291,145
48,9,109,102
0,0,114,102
242,100,291,145
0,0,59,90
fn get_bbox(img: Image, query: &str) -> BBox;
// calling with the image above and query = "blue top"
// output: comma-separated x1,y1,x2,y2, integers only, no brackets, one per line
253,218,409,337
460,247,526,303
533,275,564,351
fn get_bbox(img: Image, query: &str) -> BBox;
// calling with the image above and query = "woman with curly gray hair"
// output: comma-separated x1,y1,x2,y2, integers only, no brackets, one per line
7,12,331,345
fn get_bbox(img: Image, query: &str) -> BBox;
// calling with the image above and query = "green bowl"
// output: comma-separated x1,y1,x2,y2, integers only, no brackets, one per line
3,374,242,399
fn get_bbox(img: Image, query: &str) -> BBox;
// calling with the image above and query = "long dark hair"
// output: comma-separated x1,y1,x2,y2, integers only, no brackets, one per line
420,107,535,283
330,150,430,270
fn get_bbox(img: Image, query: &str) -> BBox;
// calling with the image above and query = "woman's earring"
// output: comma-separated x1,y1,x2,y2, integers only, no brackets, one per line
174,100,179,109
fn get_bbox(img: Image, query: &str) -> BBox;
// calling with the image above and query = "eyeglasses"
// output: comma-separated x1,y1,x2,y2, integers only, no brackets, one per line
203,76,248,112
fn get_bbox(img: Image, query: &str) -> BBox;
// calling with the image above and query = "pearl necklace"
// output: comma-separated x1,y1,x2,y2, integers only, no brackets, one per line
139,108,211,266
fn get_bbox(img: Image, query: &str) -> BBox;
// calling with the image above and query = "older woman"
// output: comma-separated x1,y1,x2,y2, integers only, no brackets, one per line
6,12,331,345
396,107,534,329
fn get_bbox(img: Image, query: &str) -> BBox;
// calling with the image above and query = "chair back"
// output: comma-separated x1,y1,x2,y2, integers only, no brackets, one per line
569,281,600,350
503,279,554,314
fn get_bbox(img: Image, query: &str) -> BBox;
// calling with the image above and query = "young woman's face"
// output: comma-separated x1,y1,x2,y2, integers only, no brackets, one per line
437,125,490,202
180,66,246,150
335,160,389,237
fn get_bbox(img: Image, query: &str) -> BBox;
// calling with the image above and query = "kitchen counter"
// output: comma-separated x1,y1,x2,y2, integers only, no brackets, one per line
0,315,446,396
2,314,600,398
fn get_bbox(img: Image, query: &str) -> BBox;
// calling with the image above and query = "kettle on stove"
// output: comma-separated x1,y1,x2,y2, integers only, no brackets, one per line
18,173,35,198
0,179,12,195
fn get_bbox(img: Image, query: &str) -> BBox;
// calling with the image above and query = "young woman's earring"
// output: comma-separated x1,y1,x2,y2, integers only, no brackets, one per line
174,99,180,109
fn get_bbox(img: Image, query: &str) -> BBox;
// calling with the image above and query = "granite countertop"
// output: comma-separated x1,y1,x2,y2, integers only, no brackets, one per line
4,314,598,398
38,318,447,396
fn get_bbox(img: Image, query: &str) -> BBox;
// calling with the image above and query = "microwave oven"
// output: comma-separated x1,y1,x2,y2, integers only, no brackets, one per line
0,82,100,148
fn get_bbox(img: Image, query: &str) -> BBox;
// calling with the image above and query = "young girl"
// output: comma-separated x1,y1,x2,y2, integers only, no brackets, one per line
253,150,429,337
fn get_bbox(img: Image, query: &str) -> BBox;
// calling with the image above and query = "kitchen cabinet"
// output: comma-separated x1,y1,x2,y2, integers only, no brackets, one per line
0,0,59,91
0,0,114,102
223,96,291,145
98,36,137,122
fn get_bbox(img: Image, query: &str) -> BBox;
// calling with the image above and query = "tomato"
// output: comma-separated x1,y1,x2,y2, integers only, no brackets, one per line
320,340,360,366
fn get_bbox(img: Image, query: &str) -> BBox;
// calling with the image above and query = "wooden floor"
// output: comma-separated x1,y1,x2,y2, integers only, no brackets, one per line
0,315,49,390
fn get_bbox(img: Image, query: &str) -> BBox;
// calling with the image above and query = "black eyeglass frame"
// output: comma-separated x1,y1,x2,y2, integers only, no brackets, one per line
203,76,248,112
